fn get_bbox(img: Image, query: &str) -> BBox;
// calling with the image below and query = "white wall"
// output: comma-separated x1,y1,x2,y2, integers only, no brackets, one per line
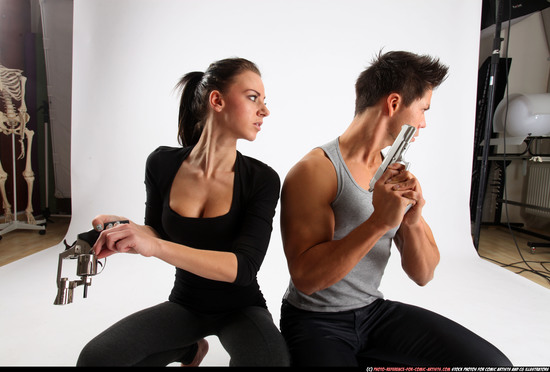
1,0,549,367
40,0,73,199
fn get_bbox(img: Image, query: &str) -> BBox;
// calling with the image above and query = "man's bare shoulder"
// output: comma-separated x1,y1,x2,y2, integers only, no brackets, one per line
283,147,337,203
285,148,334,182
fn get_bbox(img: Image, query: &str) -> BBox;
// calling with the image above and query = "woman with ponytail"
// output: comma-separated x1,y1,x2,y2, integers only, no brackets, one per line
77,58,289,367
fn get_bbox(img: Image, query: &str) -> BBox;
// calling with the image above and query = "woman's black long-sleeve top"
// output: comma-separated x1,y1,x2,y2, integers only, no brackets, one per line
144,146,281,314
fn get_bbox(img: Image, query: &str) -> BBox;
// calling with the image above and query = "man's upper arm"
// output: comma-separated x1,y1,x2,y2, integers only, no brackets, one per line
280,150,336,272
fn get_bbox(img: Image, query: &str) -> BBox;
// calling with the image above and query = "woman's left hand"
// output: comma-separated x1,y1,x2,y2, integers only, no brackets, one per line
92,215,159,259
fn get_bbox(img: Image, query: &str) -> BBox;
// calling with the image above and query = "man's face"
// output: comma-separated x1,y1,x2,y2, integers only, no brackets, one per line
393,89,433,142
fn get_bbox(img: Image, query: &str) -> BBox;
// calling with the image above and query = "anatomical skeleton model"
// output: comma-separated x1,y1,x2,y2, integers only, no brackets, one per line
0,64,45,238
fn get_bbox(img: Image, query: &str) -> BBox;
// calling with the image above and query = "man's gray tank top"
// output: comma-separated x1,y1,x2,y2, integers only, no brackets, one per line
284,138,399,312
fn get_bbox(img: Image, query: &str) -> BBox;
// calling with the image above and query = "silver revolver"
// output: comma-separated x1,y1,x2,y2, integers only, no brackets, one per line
54,229,102,305
53,220,129,305
368,124,416,192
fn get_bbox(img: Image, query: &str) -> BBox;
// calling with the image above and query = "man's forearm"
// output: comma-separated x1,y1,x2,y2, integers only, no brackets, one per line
289,217,389,295
396,219,440,286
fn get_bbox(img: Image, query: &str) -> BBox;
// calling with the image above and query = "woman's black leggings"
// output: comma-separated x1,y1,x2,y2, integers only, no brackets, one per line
77,301,290,366
280,299,512,367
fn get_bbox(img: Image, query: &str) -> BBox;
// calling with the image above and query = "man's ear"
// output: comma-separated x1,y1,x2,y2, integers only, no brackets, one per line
209,90,224,112
386,93,401,117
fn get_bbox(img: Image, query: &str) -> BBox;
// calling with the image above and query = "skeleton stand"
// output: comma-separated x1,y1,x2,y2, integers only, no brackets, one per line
0,64,45,239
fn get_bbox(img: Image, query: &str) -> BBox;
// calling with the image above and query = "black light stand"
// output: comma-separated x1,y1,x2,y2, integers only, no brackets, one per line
472,0,505,249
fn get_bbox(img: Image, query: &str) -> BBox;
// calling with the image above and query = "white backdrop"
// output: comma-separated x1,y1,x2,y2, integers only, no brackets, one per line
1,0,549,366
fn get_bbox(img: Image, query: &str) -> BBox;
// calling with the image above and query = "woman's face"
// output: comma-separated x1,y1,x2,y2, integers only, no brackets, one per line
216,70,270,142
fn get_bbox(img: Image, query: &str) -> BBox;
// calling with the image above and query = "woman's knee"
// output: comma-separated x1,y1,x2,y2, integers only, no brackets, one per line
76,339,104,366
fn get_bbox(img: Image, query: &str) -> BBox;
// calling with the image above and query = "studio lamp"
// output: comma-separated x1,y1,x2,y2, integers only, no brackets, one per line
492,93,550,145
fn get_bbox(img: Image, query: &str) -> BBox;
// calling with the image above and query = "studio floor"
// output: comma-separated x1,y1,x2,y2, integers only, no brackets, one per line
477,226,550,290
0,216,71,267
0,216,549,366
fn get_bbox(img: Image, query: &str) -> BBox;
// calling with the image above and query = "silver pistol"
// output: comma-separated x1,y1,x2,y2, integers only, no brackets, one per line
368,124,416,192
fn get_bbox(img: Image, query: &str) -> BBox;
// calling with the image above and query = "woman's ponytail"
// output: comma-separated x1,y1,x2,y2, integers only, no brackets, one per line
176,71,205,146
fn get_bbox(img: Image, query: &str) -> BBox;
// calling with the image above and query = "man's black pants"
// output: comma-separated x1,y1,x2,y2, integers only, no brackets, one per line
280,299,512,367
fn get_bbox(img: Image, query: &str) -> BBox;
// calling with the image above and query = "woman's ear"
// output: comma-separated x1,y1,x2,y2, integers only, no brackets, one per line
209,90,224,112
